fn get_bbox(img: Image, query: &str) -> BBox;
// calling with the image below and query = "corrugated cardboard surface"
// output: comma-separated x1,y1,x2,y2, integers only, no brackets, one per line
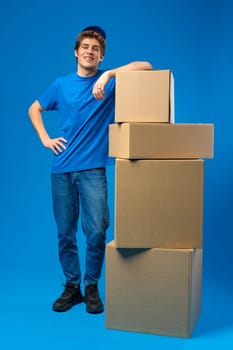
106,241,202,338
109,123,214,159
115,70,174,122
115,159,203,248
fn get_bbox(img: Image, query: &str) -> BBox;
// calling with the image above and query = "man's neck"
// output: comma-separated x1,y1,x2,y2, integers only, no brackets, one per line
77,65,98,77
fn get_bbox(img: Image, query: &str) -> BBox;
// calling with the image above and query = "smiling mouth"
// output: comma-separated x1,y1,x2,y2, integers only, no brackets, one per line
84,56,94,61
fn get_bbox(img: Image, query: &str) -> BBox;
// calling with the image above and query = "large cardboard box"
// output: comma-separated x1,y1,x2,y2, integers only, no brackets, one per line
115,159,203,248
115,70,174,123
106,241,202,338
109,123,214,159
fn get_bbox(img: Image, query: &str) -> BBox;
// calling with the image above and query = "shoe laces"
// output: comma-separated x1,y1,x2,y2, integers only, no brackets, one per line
86,285,98,298
61,283,77,297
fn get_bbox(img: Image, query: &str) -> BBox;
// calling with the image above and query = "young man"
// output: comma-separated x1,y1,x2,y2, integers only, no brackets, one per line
28,25,152,314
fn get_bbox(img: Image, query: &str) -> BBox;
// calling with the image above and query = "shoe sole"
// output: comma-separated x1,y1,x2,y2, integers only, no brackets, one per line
52,298,83,312
86,306,104,314
84,300,104,314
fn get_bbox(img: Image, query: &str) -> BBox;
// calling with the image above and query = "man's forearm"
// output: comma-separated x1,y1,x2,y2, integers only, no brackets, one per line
28,100,51,145
93,61,153,99
106,61,153,79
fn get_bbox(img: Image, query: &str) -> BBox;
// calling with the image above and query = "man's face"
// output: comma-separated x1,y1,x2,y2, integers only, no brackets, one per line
75,37,104,73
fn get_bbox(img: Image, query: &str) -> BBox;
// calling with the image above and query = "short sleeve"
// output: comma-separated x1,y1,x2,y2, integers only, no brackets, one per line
38,79,59,111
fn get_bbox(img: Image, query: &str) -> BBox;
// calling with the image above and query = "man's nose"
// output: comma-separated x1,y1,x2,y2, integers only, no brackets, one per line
87,47,94,54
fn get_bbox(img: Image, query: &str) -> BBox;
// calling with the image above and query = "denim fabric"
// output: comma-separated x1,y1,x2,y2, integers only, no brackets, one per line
51,168,109,286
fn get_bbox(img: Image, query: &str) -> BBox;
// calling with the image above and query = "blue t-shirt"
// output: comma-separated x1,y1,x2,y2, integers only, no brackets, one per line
38,71,115,173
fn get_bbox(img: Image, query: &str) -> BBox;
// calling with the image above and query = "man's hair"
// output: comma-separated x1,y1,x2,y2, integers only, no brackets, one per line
74,30,106,56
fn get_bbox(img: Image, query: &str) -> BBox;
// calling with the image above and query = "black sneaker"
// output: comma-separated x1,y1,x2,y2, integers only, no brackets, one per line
52,282,83,312
84,284,104,314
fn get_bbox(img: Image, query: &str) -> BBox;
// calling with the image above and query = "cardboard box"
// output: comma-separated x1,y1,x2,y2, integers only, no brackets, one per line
115,159,203,248
109,123,214,159
115,70,174,122
106,241,202,338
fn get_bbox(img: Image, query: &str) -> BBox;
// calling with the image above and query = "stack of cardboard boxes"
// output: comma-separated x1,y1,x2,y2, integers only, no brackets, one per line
105,70,214,338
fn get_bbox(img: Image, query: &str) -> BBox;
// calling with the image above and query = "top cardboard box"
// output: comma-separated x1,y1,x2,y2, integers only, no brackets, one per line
115,70,174,123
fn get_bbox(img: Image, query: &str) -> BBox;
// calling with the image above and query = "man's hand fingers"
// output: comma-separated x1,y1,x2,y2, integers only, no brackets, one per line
93,86,105,100
45,137,68,154
56,138,67,150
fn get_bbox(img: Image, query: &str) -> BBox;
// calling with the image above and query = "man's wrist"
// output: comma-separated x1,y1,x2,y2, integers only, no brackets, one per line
104,69,115,79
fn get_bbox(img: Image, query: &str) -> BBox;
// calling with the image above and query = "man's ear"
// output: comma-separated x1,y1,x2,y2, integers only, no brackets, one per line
74,50,78,58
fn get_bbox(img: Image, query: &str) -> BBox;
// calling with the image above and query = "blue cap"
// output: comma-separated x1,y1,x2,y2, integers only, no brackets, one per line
82,25,106,40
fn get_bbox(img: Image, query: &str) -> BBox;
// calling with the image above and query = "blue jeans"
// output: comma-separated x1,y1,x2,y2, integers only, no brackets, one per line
51,168,109,286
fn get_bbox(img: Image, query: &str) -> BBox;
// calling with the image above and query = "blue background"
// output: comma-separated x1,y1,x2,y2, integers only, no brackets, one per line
0,0,232,348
